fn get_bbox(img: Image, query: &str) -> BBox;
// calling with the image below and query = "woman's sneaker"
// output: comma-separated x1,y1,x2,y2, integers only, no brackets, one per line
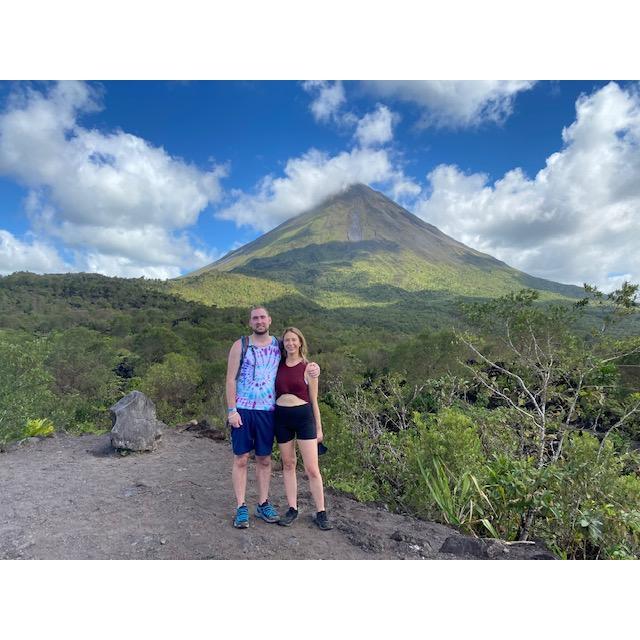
313,510,333,530
255,500,280,523
277,507,299,527
233,504,249,529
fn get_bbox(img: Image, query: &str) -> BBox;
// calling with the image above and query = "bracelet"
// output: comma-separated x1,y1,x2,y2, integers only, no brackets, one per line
227,407,237,414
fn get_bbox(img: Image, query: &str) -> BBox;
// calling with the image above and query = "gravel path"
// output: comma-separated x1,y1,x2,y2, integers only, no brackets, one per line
0,429,552,560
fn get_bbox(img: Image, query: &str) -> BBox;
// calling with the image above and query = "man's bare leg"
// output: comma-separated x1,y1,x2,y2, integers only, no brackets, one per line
232,453,249,506
255,454,272,504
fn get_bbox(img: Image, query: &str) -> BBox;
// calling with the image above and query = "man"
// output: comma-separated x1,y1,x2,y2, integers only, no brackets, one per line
226,305,319,528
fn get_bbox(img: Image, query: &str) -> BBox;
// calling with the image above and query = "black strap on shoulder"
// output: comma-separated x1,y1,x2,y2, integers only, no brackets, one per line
236,336,248,381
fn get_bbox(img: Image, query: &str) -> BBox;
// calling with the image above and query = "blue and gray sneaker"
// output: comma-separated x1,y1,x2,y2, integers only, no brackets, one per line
233,504,249,529
255,500,280,523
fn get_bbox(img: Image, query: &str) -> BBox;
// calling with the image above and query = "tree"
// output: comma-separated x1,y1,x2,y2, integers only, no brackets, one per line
458,287,640,540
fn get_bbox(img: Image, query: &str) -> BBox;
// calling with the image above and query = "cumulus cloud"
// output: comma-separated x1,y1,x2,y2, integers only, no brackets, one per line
303,80,400,148
362,80,535,128
354,104,396,147
0,81,226,277
220,84,417,231
302,81,348,123
216,146,419,231
412,82,640,290
0,229,68,275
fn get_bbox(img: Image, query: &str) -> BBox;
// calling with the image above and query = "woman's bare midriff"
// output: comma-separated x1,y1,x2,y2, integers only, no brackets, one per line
276,393,308,407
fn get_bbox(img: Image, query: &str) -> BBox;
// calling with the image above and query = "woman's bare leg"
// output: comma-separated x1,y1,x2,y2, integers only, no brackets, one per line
278,440,298,509
297,438,325,512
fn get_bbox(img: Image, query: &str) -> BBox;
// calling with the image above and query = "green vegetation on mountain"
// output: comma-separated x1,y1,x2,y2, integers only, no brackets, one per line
183,183,584,309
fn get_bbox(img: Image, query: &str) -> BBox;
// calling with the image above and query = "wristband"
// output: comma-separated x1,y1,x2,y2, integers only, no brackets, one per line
228,407,237,414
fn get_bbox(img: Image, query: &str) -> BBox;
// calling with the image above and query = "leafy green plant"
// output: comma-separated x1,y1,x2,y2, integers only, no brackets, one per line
417,456,498,538
23,418,55,438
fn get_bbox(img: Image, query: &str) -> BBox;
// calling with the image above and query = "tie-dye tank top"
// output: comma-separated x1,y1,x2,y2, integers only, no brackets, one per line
236,336,281,411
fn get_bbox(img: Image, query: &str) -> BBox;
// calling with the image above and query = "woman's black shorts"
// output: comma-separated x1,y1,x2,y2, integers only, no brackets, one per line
274,404,316,443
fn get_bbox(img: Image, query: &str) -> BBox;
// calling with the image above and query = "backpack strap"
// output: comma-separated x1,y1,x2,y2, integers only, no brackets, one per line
235,335,249,381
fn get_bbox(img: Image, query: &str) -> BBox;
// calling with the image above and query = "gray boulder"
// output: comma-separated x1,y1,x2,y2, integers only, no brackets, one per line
439,534,556,559
110,391,165,452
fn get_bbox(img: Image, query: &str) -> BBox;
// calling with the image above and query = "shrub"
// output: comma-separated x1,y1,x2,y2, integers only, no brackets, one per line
316,401,379,503
23,418,55,438
541,432,640,559
0,336,57,448
417,456,498,537
140,352,202,424
484,454,561,541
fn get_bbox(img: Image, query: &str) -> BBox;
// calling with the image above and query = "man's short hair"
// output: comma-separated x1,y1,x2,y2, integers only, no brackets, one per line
249,304,270,318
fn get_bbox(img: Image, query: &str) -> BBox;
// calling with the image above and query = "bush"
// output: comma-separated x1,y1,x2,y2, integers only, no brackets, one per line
403,408,487,517
540,432,640,559
417,456,498,537
316,401,379,502
45,327,122,432
140,352,202,424
484,454,561,541
24,418,55,438
0,336,57,448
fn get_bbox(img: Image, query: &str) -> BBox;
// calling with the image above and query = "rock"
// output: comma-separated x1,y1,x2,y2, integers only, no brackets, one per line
486,540,510,558
110,391,166,452
439,535,490,558
440,535,557,560
531,552,556,560
390,530,432,550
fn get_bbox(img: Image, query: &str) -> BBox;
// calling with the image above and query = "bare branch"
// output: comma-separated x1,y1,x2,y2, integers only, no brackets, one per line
459,334,545,421
598,398,640,457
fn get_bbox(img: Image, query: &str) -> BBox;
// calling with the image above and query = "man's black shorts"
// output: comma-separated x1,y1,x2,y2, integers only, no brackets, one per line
274,404,316,443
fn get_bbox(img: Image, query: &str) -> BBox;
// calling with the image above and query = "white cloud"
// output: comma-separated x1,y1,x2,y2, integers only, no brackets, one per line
302,81,347,123
412,82,640,290
354,104,395,147
362,80,535,128
220,84,418,231
303,81,400,148
0,229,68,275
0,81,226,277
216,146,418,231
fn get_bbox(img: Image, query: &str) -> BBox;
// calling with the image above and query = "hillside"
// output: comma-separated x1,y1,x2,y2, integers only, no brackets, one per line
175,183,584,309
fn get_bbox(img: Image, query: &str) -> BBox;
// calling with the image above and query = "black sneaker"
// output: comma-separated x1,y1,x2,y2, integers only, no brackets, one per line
313,510,333,531
277,507,298,527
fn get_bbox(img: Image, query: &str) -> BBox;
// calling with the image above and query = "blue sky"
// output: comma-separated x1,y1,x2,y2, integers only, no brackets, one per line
1,79,638,290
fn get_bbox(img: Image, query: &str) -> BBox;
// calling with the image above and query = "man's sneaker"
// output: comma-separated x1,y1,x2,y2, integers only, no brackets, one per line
255,500,280,523
233,504,249,529
277,507,298,527
313,510,333,531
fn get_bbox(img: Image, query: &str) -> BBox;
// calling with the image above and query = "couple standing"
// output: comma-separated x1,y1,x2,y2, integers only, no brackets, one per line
225,305,332,531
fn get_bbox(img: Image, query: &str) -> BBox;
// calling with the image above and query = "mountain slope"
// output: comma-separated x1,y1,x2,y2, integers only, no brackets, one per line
175,184,583,308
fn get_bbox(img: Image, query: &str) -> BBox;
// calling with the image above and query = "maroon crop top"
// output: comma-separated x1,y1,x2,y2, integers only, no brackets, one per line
275,360,310,402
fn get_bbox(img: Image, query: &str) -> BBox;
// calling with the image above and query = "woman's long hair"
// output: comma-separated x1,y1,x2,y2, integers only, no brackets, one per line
281,326,308,361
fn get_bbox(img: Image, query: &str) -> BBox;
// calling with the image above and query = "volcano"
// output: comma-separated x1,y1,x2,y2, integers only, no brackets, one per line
179,183,581,309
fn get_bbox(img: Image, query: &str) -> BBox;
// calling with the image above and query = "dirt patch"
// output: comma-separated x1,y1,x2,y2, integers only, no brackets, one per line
0,429,553,560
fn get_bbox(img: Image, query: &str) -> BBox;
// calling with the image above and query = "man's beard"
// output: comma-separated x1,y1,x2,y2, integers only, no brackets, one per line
253,327,268,335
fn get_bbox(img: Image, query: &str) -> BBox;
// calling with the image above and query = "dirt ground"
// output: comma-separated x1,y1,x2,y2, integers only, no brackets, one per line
0,428,553,560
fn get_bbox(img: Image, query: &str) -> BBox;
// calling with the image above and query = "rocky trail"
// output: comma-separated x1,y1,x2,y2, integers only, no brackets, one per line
0,427,554,560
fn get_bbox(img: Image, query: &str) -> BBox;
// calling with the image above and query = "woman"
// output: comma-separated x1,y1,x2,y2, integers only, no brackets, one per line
274,327,332,530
